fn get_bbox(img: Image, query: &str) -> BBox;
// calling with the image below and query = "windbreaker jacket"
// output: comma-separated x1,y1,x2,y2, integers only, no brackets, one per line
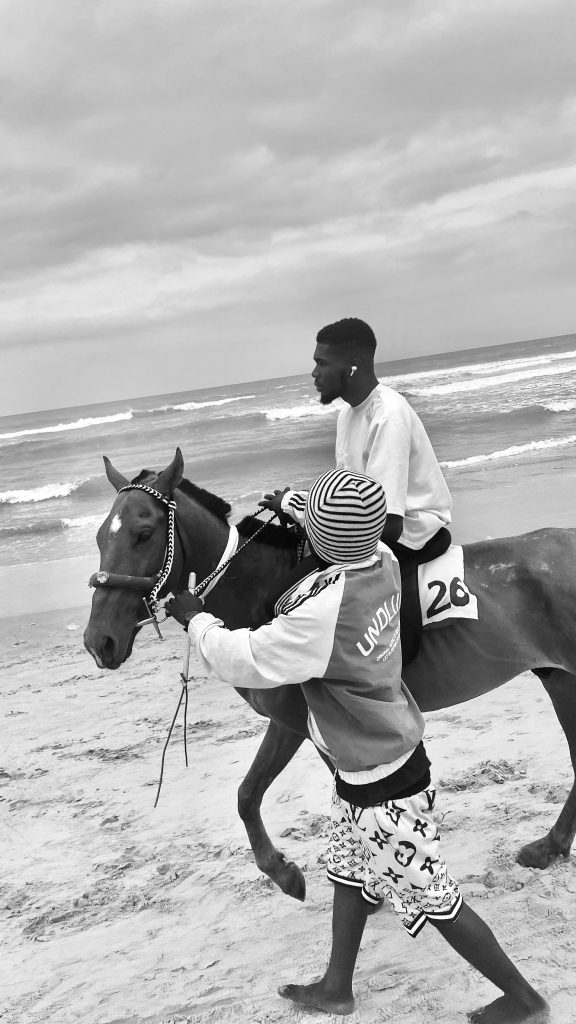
190,545,424,773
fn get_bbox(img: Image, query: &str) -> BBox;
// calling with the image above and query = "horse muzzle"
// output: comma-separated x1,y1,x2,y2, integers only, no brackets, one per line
84,624,140,670
84,590,142,669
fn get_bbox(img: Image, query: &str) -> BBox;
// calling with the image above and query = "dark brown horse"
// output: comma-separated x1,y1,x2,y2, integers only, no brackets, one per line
84,449,576,900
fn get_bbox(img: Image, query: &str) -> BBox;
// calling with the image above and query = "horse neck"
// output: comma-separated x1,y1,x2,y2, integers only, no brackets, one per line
175,493,297,627
175,493,232,588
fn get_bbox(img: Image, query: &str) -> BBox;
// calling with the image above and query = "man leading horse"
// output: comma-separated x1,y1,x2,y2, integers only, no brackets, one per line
166,470,548,1023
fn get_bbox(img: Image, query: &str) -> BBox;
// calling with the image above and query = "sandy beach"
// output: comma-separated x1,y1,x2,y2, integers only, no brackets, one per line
3,408,576,1024
3,461,576,1024
2,1,576,1019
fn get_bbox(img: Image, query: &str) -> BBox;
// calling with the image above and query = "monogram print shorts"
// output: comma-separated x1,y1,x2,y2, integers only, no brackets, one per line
327,785,462,936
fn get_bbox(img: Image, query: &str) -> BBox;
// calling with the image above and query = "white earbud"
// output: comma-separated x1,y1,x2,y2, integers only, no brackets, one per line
350,366,357,377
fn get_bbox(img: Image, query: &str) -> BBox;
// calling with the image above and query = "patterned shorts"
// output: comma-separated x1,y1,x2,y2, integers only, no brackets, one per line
327,785,462,937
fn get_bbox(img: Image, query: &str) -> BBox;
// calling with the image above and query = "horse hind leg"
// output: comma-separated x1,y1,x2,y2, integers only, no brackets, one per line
517,668,576,868
237,719,308,901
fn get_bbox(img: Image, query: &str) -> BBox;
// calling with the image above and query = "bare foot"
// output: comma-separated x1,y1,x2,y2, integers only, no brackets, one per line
468,993,549,1024
278,981,355,1015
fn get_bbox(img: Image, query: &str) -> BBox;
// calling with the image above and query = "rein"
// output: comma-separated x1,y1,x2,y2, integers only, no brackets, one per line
151,506,280,807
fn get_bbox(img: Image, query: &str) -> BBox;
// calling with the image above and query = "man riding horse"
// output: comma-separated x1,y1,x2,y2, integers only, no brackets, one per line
261,317,452,567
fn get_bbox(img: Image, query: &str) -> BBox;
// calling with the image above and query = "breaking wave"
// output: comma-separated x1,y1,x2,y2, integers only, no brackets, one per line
0,396,256,444
385,348,576,388
0,411,133,441
406,361,576,397
0,481,86,504
149,395,255,413
0,513,103,539
264,403,341,421
441,433,576,469
543,399,576,413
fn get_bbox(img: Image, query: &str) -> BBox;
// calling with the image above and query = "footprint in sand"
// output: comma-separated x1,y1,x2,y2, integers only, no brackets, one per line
440,758,527,791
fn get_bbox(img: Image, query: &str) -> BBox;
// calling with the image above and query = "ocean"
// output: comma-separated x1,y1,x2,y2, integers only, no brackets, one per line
2,332,576,614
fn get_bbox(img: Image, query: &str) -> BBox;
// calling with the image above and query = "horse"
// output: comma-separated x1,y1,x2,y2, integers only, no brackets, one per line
84,448,576,901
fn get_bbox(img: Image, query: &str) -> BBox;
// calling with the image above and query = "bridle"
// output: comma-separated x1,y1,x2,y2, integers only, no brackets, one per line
89,483,181,638
89,482,278,637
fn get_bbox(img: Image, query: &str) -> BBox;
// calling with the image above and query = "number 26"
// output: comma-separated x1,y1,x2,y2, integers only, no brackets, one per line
427,577,470,618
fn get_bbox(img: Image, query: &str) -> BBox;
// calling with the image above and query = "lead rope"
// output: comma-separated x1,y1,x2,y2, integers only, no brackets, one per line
154,506,281,806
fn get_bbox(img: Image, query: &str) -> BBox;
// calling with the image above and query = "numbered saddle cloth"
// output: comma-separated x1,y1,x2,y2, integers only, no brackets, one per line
418,545,478,628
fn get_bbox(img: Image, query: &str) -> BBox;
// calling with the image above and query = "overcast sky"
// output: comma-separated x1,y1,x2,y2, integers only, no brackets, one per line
1,0,575,415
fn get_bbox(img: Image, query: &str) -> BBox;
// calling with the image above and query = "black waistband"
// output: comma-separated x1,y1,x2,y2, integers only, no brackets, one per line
335,741,431,808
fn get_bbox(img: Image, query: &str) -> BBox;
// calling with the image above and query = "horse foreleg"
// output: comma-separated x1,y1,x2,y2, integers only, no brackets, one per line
517,668,576,868
238,720,308,901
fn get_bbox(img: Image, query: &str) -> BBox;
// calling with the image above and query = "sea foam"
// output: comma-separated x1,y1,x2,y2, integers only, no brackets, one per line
0,411,133,441
0,481,85,504
265,403,341,421
153,395,255,413
441,433,576,469
407,361,576,397
385,349,576,388
543,400,576,413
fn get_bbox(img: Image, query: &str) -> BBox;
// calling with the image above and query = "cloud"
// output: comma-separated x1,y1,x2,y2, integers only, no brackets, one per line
0,0,575,412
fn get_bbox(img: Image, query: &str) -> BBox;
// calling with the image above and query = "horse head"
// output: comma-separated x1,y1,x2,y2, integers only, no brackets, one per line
84,448,185,670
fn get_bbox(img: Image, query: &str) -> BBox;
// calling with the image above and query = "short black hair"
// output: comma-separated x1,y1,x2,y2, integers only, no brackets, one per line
316,318,377,360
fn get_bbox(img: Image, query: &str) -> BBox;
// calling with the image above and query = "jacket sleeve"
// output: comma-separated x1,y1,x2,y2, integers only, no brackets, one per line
280,489,308,528
189,576,343,689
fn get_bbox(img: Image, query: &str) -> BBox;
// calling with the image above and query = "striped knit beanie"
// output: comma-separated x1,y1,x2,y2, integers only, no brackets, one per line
304,469,387,564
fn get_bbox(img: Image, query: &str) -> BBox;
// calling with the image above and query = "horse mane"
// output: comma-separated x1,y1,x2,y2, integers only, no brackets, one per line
177,477,232,523
131,469,160,485
131,470,300,551
236,515,300,550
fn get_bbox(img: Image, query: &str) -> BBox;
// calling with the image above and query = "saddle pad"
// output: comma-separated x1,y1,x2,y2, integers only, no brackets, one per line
418,545,478,627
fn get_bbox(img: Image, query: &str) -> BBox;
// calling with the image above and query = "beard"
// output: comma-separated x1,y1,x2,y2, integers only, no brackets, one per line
319,390,338,405
318,368,347,405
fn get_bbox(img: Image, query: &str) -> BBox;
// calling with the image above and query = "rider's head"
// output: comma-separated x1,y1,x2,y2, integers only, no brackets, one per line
312,318,377,405
304,469,387,564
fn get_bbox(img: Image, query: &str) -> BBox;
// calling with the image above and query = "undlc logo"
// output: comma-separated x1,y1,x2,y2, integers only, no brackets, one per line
356,594,401,657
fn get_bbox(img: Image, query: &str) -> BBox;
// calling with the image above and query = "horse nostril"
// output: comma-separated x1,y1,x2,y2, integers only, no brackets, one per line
100,635,117,664
84,633,118,669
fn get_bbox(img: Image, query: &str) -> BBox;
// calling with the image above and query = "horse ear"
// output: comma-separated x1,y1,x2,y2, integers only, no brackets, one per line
103,456,129,492
154,448,184,496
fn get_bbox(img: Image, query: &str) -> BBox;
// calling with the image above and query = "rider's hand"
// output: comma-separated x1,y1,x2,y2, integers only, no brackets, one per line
258,487,291,525
165,591,204,628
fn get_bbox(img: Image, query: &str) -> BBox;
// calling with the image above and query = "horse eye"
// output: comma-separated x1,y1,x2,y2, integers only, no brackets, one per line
136,529,153,545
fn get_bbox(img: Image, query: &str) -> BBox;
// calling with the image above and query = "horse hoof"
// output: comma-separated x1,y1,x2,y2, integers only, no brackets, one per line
516,837,569,869
275,859,306,901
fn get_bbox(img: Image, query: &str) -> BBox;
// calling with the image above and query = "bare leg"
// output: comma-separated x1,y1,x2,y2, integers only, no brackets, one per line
279,883,368,1015
237,720,308,899
432,902,548,1023
278,892,548,1020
